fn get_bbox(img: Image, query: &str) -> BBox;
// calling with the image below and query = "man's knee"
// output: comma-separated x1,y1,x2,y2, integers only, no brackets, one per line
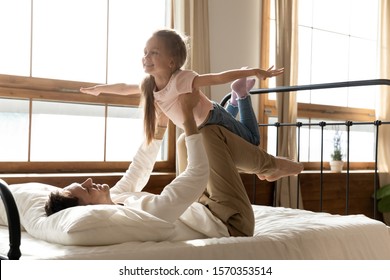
200,125,224,141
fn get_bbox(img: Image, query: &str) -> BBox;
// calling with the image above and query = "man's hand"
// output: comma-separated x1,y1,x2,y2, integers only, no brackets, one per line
178,89,200,136
156,104,169,128
154,104,169,140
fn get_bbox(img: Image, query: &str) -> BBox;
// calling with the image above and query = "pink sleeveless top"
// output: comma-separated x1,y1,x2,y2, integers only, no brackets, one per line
153,70,213,129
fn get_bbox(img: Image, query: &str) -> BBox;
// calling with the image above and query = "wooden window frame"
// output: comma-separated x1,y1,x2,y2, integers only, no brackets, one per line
259,0,376,170
0,74,176,173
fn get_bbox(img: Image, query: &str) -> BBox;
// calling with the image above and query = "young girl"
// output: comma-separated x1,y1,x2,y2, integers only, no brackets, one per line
81,28,283,145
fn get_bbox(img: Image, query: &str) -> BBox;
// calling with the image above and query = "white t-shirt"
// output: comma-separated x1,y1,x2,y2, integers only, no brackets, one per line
111,134,229,238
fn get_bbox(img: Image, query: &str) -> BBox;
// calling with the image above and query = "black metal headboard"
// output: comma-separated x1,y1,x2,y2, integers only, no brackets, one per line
0,179,21,260
220,79,390,217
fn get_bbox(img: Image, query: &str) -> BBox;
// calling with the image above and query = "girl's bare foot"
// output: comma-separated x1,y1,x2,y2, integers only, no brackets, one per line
257,157,304,182
231,77,256,99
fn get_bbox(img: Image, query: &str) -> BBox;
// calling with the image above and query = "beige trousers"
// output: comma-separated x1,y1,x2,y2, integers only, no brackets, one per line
177,125,277,237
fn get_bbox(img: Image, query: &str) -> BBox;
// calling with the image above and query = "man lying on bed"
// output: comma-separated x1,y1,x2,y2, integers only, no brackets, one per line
45,90,303,238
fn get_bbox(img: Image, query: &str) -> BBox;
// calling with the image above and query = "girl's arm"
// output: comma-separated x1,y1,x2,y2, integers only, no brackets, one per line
192,66,284,88
80,83,140,96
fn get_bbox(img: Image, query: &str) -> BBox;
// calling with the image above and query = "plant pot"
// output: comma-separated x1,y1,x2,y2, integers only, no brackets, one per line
330,160,344,173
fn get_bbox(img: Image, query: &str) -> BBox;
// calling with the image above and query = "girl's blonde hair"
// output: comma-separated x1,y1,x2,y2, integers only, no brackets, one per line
141,29,189,144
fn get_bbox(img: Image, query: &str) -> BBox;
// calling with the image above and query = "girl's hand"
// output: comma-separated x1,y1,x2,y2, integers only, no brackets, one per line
80,86,101,96
255,66,284,80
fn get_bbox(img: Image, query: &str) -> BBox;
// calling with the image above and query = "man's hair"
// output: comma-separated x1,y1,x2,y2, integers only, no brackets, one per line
44,190,79,216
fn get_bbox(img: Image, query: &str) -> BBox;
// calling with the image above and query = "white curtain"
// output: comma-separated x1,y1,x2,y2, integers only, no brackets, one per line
377,0,390,185
274,0,302,208
171,0,211,174
171,0,211,98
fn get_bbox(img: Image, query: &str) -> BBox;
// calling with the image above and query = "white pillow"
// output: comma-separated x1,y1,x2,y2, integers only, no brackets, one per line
0,182,55,230
0,182,174,245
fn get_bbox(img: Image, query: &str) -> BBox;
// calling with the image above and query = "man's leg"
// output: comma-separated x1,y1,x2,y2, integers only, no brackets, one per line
177,125,302,236
201,125,303,181
177,128,253,236
198,125,281,237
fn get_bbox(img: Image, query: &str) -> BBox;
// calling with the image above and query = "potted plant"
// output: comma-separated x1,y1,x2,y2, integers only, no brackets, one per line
330,131,344,172
375,184,390,225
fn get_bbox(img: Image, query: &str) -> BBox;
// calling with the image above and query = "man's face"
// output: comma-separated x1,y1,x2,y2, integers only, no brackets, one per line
63,178,112,205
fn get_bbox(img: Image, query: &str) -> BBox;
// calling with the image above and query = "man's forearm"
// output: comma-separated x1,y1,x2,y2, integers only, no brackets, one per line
179,91,200,136
154,125,167,140
182,117,198,136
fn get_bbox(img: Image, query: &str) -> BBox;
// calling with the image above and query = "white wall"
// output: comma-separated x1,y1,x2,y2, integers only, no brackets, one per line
208,0,261,110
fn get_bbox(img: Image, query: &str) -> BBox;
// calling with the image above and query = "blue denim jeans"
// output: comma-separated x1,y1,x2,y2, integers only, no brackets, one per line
200,96,260,145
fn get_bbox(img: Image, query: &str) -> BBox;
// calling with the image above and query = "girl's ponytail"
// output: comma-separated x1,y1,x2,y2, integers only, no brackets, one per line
140,75,156,144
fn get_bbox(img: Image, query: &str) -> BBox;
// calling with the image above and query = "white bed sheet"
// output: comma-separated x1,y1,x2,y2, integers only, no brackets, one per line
1,205,390,260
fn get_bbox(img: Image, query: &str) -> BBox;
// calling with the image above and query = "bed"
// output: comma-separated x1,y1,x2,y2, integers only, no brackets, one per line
1,179,390,260
2,79,390,260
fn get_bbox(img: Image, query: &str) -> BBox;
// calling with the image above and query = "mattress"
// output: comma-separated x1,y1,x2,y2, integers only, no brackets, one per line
1,205,389,260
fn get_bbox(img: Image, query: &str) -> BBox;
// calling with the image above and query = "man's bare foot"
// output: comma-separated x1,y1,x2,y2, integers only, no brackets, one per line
257,157,304,182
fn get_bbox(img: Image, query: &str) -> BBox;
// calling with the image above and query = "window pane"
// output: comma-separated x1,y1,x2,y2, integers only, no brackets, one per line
267,19,276,100
32,0,107,82
348,86,378,110
106,105,168,161
309,123,346,162
2,0,168,83
0,0,31,76
296,26,312,104
312,0,351,34
308,30,348,107
107,0,168,84
30,101,105,161
348,124,375,162
298,0,313,27
0,98,29,161
275,0,380,110
266,118,277,156
106,106,143,161
349,37,378,81
267,117,375,162
349,0,379,40
311,30,350,85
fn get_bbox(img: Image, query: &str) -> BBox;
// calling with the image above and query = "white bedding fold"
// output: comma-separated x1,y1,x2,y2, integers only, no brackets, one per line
1,205,389,260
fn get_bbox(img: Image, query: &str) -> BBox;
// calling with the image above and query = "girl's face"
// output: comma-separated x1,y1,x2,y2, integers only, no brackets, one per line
142,36,174,77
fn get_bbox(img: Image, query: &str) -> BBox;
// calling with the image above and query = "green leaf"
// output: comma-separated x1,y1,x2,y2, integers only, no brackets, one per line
377,184,390,199
378,196,390,213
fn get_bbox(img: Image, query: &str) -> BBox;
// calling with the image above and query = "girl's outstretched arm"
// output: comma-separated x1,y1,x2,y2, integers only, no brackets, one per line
80,83,140,96
192,66,284,88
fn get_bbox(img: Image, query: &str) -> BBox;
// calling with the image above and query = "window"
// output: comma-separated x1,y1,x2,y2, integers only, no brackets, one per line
0,0,169,84
263,0,379,167
0,99,29,161
0,97,152,163
0,0,173,173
